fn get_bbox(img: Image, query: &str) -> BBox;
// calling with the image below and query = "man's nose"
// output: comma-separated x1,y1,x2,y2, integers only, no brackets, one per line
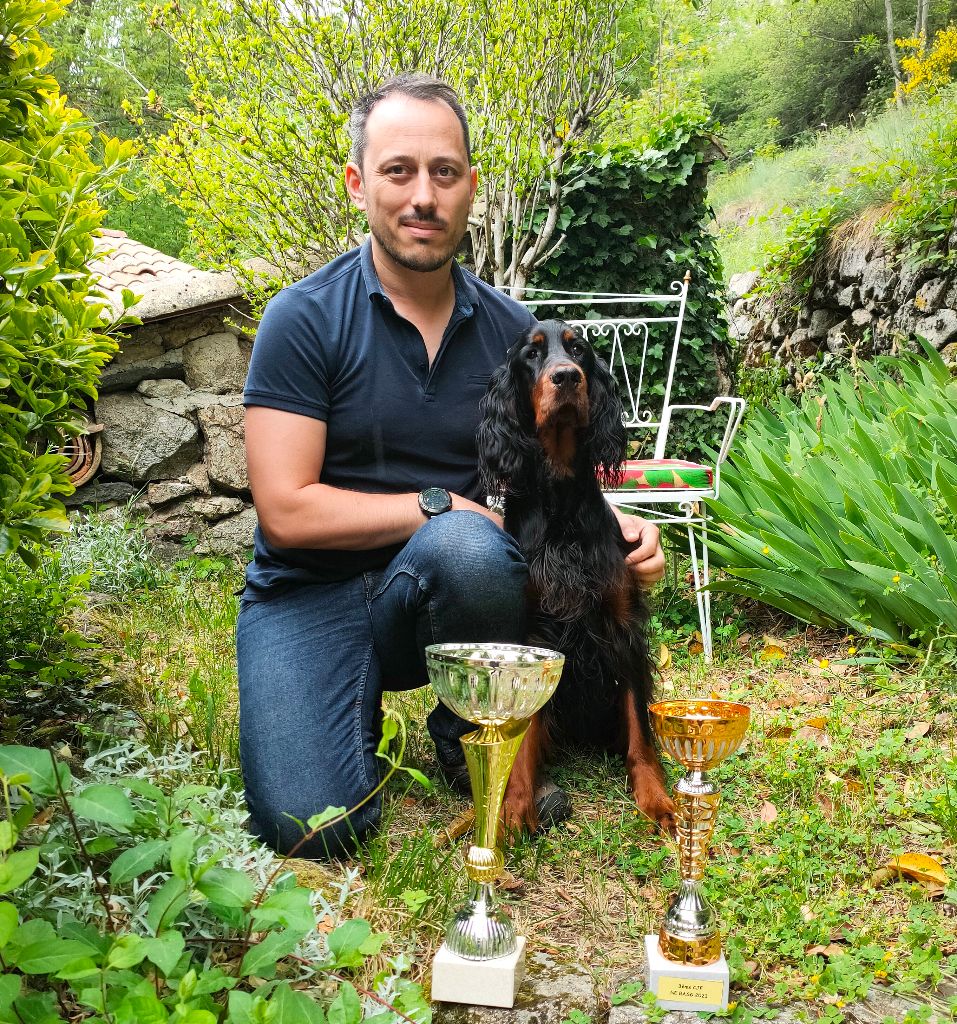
411,168,437,210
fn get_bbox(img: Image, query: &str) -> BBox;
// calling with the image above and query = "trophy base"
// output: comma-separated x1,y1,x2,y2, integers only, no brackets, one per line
644,935,729,1012
431,935,526,1007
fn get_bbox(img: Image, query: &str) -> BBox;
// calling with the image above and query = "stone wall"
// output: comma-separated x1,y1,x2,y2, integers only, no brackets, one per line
729,233,957,370
68,304,259,556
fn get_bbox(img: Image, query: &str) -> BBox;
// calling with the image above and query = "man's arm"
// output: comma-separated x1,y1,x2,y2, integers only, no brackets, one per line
612,505,666,587
245,406,499,550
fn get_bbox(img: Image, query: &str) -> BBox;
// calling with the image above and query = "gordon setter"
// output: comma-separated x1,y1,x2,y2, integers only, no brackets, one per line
477,319,675,835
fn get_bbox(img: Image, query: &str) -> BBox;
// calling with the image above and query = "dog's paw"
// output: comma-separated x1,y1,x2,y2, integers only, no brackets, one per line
634,785,677,836
502,790,539,837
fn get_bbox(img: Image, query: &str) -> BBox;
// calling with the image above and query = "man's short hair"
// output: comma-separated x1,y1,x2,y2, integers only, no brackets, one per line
348,73,472,170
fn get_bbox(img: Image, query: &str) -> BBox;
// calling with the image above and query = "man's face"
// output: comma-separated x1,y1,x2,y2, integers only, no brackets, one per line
345,95,477,274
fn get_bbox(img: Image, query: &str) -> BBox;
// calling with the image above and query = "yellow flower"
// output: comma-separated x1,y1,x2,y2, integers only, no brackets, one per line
819,658,829,669
836,999,845,1008
848,647,857,655
892,574,901,584
883,951,894,961
874,969,887,979
762,545,770,555
727,1002,738,1012
809,974,820,985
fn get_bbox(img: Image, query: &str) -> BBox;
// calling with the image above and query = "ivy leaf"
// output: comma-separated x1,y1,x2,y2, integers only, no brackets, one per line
69,784,135,829
142,930,186,977
196,866,255,908
0,847,39,893
110,839,169,884
327,981,361,1024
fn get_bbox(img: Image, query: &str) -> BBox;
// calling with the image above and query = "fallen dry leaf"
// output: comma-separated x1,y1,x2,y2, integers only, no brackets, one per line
800,904,816,923
766,724,795,740
742,960,760,978
804,716,829,729
905,721,931,741
887,853,949,887
433,808,475,848
760,642,787,662
805,943,846,959
816,793,835,818
795,726,832,748
870,867,896,888
657,643,672,670
759,801,779,824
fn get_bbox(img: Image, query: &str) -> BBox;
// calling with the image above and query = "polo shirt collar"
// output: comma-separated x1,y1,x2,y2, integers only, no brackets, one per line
359,237,476,316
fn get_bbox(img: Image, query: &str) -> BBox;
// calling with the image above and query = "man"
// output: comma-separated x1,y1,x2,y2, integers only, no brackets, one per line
239,73,665,858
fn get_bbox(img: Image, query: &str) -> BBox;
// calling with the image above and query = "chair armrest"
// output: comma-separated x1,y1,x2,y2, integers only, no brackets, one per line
652,397,746,490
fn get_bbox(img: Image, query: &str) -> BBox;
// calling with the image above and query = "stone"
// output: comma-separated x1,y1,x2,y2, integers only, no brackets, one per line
825,320,851,354
63,480,136,509
146,479,198,506
850,307,874,327
198,404,248,492
914,277,948,311
808,308,843,340
837,244,869,283
728,270,760,299
189,495,246,521
432,938,526,1009
728,315,753,341
432,951,597,1024
779,328,819,360
139,378,242,418
97,392,199,483
860,255,898,303
914,308,957,349
193,507,258,555
941,342,957,366
100,348,184,393
183,462,212,496
113,329,165,362
835,284,860,308
161,313,228,350
182,332,250,392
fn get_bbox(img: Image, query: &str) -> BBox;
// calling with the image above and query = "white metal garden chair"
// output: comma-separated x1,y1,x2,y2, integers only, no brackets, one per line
518,274,746,662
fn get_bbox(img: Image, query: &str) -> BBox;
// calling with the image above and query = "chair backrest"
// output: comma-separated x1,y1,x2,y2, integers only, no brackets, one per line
518,276,691,459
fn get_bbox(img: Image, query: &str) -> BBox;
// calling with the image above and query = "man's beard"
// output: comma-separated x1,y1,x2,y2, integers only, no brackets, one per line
369,215,462,273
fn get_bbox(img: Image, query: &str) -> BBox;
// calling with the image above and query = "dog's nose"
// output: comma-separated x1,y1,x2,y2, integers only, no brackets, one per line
550,366,581,388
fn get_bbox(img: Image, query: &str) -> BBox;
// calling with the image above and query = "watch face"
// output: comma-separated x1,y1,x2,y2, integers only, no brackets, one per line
420,487,452,516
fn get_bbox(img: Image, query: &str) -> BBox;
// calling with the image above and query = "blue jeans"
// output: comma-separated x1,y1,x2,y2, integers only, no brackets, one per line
237,511,528,858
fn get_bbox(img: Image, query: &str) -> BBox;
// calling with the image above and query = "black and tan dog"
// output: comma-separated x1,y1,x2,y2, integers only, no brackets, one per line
477,319,675,834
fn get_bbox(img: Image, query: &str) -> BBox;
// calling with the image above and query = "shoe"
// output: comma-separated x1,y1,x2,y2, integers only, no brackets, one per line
435,745,572,829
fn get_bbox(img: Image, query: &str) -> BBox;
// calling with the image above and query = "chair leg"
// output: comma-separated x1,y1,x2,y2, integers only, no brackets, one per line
686,515,713,663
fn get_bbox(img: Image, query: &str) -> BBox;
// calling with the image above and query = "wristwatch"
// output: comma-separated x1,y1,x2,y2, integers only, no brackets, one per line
418,486,453,518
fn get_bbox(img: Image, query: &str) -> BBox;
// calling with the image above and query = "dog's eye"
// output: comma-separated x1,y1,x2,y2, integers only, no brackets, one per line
525,347,540,359
571,343,585,356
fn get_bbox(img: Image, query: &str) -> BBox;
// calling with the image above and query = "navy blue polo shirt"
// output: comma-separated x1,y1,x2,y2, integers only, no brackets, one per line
242,240,534,598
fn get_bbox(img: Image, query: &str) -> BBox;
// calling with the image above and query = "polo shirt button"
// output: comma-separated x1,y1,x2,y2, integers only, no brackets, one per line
418,362,426,371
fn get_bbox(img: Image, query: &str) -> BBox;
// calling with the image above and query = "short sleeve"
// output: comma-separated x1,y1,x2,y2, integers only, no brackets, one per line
243,287,332,420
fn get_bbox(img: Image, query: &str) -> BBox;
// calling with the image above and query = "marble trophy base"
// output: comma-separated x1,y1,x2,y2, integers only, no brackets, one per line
431,936,527,1008
645,935,729,1012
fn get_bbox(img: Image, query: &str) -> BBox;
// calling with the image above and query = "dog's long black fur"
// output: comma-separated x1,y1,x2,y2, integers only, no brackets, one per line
477,319,673,831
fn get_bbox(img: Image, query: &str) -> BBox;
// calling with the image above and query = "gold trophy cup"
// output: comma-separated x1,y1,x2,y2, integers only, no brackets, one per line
645,699,750,1012
425,643,565,1008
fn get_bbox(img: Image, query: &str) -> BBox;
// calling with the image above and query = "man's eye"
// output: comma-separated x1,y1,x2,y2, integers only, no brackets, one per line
435,166,454,177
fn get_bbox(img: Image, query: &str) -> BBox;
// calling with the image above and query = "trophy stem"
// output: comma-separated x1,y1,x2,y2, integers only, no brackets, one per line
444,719,529,960
660,768,723,965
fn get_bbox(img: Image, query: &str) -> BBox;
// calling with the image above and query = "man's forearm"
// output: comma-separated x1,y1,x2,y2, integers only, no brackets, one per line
255,483,499,550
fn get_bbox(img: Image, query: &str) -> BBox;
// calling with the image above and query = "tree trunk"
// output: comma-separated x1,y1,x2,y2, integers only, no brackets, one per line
885,0,906,106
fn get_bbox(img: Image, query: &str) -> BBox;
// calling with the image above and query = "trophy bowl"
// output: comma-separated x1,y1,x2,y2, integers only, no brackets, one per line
649,699,750,772
425,643,566,725
425,643,564,960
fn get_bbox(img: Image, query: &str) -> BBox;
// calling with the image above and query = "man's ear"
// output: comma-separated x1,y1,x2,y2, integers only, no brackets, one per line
469,166,478,206
345,162,366,210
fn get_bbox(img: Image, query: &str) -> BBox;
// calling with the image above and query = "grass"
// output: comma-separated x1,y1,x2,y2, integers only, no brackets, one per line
709,91,957,280
76,533,957,1022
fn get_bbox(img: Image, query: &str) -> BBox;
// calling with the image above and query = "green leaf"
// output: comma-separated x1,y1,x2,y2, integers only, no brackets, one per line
145,876,190,933
196,866,255,908
0,901,17,947
0,746,71,796
69,784,135,829
0,820,16,852
239,928,302,979
116,991,169,1024
402,767,434,792
306,806,346,830
0,974,20,1013
110,839,169,884
251,886,315,933
107,934,148,969
14,938,95,974
269,982,327,1024
169,827,197,882
327,981,361,1024
0,847,39,893
142,930,186,977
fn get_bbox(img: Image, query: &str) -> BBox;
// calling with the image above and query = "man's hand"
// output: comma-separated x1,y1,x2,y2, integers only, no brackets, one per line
612,506,666,587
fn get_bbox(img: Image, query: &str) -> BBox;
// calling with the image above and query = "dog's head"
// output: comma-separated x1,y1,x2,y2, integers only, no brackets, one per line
478,319,626,491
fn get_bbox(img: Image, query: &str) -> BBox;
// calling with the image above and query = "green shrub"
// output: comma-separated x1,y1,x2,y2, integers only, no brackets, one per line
705,342,957,647
59,507,163,596
0,0,137,562
0,549,97,743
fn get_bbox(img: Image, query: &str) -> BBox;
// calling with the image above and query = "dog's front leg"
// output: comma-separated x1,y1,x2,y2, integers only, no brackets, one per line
621,688,676,834
502,710,544,836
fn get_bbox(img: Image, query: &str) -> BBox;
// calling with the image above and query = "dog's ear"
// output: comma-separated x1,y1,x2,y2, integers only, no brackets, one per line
477,355,536,495
585,352,627,486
